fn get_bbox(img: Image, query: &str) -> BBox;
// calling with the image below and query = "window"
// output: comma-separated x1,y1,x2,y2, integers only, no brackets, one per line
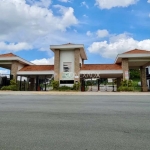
63,62,71,72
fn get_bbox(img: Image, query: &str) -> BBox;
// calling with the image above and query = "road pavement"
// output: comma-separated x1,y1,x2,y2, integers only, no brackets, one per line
0,95,150,150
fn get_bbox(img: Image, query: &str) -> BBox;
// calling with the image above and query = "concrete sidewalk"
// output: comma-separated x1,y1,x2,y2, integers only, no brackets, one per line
0,91,150,95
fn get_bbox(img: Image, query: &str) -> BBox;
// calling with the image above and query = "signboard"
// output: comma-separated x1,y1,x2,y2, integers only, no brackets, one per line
108,78,113,83
62,72,74,80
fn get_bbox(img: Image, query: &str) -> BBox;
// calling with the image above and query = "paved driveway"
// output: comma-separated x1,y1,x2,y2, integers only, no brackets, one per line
0,95,150,150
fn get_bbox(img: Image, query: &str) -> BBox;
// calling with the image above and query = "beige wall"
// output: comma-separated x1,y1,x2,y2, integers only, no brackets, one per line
122,58,129,80
74,48,80,82
54,49,60,81
140,66,148,92
11,61,19,81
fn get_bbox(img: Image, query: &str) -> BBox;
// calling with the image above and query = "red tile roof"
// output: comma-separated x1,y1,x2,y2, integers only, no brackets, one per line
81,64,122,70
0,53,17,57
19,65,54,71
123,49,150,54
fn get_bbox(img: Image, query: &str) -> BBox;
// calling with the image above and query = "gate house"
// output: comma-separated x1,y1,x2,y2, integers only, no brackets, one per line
0,43,150,91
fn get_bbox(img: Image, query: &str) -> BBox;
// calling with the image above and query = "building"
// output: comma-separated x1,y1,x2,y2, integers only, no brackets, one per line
0,43,150,91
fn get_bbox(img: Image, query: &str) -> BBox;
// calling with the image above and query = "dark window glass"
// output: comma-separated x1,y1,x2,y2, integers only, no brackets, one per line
146,68,149,76
60,80,74,84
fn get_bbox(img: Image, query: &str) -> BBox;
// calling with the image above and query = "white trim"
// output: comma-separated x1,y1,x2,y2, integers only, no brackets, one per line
50,44,87,60
80,70,123,74
50,44,84,50
115,53,150,63
0,57,33,65
17,71,54,75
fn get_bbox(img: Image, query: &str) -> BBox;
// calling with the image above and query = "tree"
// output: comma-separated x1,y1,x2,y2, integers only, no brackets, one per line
130,69,140,79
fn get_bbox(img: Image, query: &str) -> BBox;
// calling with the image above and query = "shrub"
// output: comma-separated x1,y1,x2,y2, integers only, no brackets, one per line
1,79,18,91
58,86,72,91
72,82,80,91
10,79,16,85
118,80,134,91
52,80,59,90
118,86,134,91
128,80,133,87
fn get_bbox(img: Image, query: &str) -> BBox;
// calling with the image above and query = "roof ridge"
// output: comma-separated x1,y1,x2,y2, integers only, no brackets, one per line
62,43,74,45
0,52,17,57
123,49,150,54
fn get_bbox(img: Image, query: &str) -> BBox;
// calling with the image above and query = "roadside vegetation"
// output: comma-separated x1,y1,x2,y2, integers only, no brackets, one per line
52,80,80,91
118,69,141,92
0,79,18,91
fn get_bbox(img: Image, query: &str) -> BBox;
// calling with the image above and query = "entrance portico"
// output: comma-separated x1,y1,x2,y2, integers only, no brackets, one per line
115,49,150,91
0,44,150,92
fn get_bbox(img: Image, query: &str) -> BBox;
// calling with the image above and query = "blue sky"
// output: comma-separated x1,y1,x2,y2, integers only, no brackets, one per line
0,0,150,73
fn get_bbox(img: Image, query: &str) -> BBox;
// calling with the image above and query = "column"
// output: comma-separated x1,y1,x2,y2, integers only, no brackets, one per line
140,67,148,92
97,79,100,91
122,58,129,80
45,76,46,91
27,77,30,91
74,48,80,82
19,76,22,91
54,49,60,81
11,61,19,81
81,78,85,92
36,76,39,91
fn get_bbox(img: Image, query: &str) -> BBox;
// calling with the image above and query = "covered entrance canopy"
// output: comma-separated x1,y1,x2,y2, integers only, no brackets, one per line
17,65,54,91
0,47,150,92
115,49,150,69
80,64,122,78
80,64,122,91
115,49,150,92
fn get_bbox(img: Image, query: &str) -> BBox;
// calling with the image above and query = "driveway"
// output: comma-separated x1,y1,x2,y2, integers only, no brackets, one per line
0,95,150,150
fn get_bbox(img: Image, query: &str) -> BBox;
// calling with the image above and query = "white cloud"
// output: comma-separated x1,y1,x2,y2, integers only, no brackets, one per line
86,31,93,36
88,33,150,59
0,69,10,75
58,0,71,2
96,29,109,38
0,42,32,52
86,29,109,38
95,0,138,9
148,0,150,3
81,1,89,8
31,57,54,65
0,0,78,52
27,0,51,8
53,5,78,30
83,14,88,18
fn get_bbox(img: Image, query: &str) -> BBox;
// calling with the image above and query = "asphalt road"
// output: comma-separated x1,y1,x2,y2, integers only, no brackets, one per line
0,95,150,150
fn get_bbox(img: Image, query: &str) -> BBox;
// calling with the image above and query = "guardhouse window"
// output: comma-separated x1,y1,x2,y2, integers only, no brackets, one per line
63,62,71,72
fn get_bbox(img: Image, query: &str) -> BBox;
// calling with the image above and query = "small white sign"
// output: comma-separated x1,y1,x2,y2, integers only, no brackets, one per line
75,76,79,79
108,78,113,83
